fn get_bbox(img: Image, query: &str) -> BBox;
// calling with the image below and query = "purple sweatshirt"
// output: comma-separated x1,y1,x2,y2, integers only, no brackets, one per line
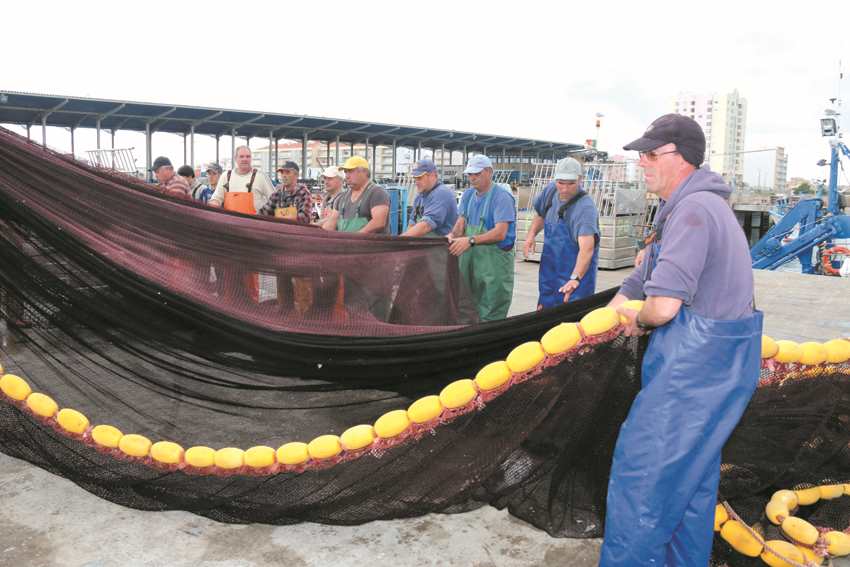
619,168,754,320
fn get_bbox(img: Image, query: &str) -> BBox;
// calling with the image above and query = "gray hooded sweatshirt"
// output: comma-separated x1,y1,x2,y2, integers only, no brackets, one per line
619,168,754,320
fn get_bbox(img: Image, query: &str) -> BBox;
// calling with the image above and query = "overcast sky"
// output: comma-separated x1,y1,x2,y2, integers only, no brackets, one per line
3,0,850,186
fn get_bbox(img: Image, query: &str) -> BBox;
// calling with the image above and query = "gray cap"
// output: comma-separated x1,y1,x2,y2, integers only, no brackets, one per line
554,157,582,181
205,162,223,175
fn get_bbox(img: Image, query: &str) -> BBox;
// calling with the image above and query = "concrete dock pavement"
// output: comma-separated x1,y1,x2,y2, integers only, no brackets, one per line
1,259,849,567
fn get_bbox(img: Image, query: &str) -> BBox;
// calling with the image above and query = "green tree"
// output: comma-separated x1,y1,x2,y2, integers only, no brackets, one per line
795,182,813,194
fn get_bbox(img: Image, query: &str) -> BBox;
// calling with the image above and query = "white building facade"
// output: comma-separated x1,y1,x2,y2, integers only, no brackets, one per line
673,90,747,188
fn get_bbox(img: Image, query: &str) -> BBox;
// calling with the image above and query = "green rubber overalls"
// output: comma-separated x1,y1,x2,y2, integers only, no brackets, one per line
336,184,376,233
458,186,514,322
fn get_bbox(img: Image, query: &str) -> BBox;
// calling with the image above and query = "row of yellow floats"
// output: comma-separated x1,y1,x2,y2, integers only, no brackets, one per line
719,335,850,566
761,335,850,366
3,302,850,558
716,484,850,565
1,306,847,475
0,304,632,473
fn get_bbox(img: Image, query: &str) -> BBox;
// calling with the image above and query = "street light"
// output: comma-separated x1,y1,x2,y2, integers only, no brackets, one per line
595,113,604,149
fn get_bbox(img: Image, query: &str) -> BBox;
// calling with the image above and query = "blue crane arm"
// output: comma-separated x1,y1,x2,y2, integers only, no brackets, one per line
751,199,822,268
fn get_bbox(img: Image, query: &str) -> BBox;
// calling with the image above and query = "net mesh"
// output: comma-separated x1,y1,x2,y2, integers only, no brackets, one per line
1,127,850,563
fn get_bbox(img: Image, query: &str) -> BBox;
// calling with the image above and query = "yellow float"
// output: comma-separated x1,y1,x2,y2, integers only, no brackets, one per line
540,323,582,355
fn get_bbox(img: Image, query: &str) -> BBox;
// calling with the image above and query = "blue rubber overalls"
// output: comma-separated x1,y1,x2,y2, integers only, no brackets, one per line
537,187,598,308
599,239,763,566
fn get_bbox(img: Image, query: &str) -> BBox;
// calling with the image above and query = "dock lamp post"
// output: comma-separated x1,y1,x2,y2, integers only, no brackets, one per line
594,113,604,149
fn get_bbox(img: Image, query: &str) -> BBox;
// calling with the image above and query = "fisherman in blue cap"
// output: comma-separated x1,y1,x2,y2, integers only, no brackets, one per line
401,159,458,237
448,155,516,321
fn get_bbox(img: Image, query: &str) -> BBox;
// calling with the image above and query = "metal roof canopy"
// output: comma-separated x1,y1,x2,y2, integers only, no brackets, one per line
0,91,582,157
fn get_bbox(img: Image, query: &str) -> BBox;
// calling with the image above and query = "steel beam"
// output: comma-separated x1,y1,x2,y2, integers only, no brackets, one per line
391,140,397,181
301,133,308,178
268,130,274,179
145,123,152,180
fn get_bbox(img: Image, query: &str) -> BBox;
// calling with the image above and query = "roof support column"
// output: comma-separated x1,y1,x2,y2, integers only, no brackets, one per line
350,141,354,157
301,133,308,179
70,127,75,157
110,130,116,169
231,129,236,168
463,145,468,166
371,141,376,180
41,116,47,147
335,136,340,165
391,140,397,181
268,130,274,179
145,123,152,181
26,125,31,140
273,135,278,174
183,133,187,166
440,143,446,173
96,118,101,150
326,140,330,168
215,134,220,166
190,125,195,169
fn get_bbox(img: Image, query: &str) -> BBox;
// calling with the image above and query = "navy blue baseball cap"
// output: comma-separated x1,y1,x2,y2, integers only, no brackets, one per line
150,156,172,172
411,159,437,177
624,114,706,167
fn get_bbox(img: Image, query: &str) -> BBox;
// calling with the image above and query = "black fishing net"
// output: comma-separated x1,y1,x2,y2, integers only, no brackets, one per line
1,126,850,563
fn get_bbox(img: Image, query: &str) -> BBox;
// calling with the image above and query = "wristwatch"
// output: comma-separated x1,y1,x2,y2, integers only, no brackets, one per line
636,315,655,331
469,236,476,247
569,273,581,282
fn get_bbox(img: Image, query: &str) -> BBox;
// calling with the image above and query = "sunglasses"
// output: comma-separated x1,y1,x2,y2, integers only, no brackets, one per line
639,150,679,162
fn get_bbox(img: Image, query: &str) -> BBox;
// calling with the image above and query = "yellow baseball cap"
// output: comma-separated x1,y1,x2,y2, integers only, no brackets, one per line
339,156,370,170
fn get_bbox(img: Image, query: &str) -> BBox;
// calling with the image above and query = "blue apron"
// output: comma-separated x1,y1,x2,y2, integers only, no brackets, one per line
537,189,598,308
599,242,763,567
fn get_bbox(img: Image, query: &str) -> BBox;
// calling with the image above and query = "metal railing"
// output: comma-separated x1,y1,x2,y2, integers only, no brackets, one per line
85,148,141,177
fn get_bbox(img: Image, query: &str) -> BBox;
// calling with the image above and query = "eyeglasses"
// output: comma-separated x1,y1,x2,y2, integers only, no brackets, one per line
639,150,679,162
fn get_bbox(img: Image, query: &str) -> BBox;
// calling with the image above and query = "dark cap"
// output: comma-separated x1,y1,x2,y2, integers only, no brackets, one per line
276,160,300,172
177,165,195,178
150,156,172,172
411,159,437,177
623,114,706,167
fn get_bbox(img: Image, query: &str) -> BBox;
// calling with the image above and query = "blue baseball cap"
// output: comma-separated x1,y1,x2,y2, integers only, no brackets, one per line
411,159,437,177
463,154,492,174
